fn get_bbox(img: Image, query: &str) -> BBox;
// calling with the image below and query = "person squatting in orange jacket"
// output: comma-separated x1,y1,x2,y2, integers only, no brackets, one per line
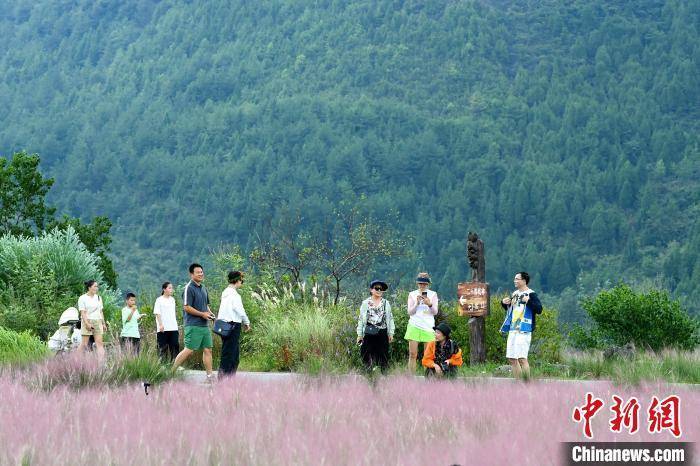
422,322,463,378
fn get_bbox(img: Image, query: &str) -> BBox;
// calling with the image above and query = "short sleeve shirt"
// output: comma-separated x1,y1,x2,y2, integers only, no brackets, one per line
153,296,178,332
183,280,210,327
120,306,141,338
78,293,103,320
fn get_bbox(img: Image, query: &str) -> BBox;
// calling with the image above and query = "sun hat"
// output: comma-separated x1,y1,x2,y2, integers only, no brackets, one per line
369,280,388,291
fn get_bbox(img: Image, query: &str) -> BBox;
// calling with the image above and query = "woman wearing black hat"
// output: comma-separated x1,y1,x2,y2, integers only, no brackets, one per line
356,280,395,373
422,322,463,378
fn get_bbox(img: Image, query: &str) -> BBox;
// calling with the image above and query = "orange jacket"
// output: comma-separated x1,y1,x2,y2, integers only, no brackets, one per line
422,340,463,369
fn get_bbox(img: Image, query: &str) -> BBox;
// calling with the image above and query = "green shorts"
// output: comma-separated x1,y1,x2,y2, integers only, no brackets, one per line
404,324,435,342
184,325,213,350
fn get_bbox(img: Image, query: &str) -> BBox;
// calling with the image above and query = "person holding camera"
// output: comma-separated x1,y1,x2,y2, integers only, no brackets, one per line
172,263,216,382
216,271,251,377
404,272,439,373
500,271,543,380
422,322,462,378
356,280,395,373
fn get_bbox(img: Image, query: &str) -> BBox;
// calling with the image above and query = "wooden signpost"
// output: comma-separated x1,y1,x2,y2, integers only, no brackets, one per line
457,282,489,317
458,232,489,364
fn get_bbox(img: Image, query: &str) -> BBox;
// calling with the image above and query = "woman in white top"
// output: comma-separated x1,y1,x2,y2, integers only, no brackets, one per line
404,272,439,373
78,280,108,360
154,282,179,361
217,271,250,377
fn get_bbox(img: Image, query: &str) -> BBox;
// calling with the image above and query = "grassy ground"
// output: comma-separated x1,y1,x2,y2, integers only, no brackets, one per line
240,350,700,385
3,341,698,389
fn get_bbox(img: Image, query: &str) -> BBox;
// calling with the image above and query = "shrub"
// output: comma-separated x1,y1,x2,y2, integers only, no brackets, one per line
0,326,49,366
0,228,120,339
564,349,700,385
250,301,356,372
576,284,699,351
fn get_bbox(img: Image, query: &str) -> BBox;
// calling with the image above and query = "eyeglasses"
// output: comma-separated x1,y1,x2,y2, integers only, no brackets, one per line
373,287,384,291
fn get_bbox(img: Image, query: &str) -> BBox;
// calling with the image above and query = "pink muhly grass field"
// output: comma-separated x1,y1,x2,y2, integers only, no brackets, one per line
0,375,696,465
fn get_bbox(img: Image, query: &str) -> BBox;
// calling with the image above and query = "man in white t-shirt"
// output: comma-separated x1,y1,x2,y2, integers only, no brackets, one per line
153,281,179,361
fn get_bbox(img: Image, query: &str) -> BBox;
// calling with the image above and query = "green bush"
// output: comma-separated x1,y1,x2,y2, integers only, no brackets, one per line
250,301,356,372
575,284,699,351
386,290,409,364
0,228,120,339
0,326,49,366
564,349,700,385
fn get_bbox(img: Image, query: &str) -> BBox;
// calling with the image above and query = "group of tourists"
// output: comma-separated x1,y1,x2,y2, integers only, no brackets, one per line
75,263,543,380
355,272,463,377
354,270,542,379
75,264,249,380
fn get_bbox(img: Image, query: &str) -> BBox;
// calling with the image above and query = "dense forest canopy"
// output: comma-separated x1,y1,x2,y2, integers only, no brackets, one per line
0,0,698,320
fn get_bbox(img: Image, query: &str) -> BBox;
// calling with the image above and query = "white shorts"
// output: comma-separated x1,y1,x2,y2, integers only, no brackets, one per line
506,331,532,359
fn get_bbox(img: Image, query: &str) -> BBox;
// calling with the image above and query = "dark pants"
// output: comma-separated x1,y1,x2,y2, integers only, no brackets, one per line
360,329,389,372
120,337,141,355
157,330,180,361
219,322,242,377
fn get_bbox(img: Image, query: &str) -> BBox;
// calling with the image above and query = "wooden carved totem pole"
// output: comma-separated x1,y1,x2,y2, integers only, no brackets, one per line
457,232,489,364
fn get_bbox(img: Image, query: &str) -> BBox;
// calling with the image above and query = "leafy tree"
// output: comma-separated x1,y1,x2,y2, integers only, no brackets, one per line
0,152,117,286
49,215,118,289
0,151,55,237
318,207,410,304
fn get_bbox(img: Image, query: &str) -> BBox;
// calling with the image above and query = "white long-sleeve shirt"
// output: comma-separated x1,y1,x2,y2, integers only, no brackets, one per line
217,286,250,325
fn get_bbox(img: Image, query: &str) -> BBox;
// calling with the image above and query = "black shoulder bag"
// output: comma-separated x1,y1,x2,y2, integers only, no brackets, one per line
213,319,234,337
364,300,385,336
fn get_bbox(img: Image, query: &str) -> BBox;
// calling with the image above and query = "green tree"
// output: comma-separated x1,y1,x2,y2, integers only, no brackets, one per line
0,152,117,287
0,151,55,237
318,207,410,304
49,215,118,288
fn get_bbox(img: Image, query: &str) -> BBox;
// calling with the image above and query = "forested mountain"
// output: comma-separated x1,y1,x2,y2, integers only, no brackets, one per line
0,0,698,320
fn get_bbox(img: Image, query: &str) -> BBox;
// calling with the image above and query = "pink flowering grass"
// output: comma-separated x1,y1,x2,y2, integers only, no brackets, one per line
2,349,178,392
1,374,696,465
